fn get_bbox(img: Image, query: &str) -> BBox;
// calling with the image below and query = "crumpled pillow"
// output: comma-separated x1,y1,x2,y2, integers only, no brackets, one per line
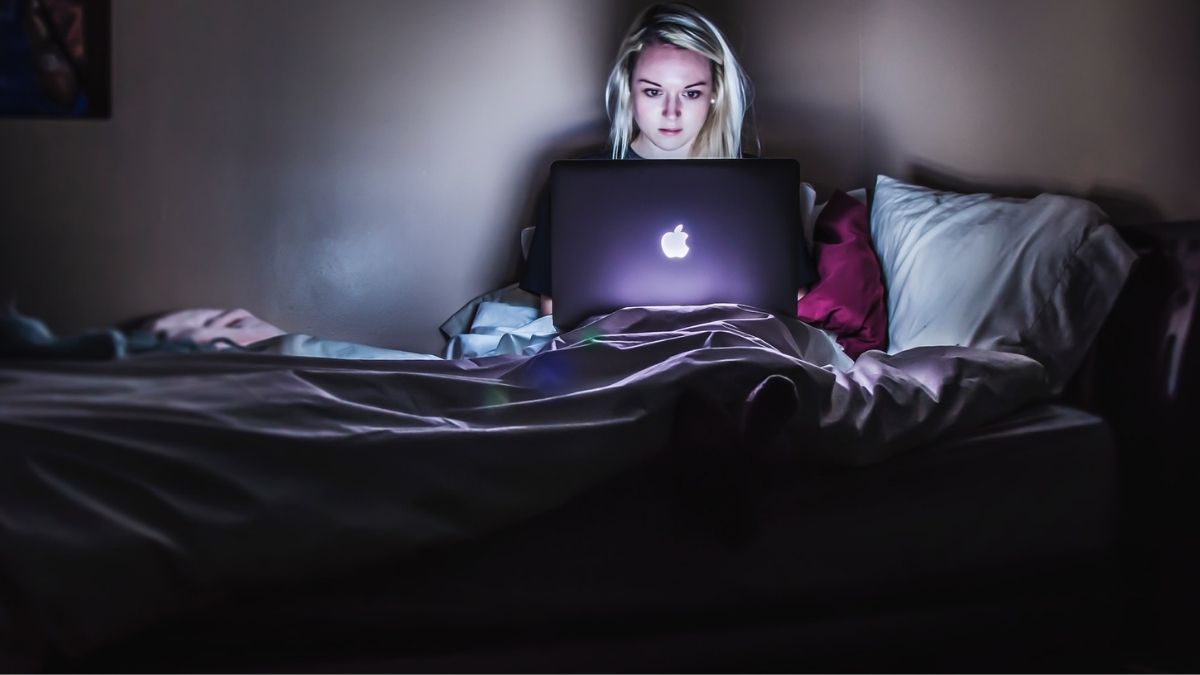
870,175,1137,393
796,190,888,359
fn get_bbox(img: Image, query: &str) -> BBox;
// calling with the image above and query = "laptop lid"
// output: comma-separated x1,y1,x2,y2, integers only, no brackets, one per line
550,159,801,330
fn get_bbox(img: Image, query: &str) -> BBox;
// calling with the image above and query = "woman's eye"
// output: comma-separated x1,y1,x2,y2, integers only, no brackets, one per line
684,90,702,99
643,88,661,97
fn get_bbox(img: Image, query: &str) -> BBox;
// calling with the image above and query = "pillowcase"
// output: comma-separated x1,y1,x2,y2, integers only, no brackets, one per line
870,175,1137,393
796,190,888,359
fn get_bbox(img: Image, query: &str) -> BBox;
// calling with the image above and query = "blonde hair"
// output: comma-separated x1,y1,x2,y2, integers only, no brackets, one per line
605,3,758,159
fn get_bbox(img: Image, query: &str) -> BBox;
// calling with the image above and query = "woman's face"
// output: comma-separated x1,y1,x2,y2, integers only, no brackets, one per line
630,43,713,159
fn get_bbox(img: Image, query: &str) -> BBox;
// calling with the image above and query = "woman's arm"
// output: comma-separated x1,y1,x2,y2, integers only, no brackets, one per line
796,287,809,302
539,295,553,317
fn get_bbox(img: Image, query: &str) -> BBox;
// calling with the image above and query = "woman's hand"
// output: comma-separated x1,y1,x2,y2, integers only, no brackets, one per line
539,295,553,317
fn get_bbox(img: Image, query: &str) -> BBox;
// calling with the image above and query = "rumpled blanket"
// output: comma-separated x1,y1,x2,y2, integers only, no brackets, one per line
252,284,556,359
1,288,547,362
0,304,1049,666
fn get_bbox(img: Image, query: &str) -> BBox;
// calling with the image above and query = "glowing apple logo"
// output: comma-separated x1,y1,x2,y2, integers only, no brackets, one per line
660,224,690,259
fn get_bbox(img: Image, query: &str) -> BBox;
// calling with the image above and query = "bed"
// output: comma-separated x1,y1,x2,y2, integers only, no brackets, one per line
2,175,1189,672
58,403,1120,673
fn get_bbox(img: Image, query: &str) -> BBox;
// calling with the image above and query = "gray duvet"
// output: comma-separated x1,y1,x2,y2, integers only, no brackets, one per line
0,303,1050,663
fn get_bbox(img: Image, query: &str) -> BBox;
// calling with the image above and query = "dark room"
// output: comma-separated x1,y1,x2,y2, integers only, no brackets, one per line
1,0,1198,671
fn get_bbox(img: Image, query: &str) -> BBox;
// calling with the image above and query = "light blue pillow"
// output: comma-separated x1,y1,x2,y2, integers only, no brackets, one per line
870,175,1136,393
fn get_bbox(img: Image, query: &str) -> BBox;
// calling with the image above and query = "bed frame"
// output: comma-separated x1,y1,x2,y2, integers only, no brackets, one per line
1064,220,1200,670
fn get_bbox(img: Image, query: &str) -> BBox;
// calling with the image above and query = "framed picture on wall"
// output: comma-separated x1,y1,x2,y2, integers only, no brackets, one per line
0,0,111,118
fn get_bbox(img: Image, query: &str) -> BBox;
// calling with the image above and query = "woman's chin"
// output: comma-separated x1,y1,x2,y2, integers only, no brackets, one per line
640,135,696,158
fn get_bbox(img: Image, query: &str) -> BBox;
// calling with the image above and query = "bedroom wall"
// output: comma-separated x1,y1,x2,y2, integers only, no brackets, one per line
0,0,630,352
744,0,1200,221
859,0,1200,224
1,0,1196,353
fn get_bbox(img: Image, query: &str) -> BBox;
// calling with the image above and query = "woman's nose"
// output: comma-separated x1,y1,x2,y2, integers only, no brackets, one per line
662,94,681,119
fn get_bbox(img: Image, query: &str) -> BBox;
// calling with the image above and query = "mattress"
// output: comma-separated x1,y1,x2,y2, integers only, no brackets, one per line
71,402,1119,671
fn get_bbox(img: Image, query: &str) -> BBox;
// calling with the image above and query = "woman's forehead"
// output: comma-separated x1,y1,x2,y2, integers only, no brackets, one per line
633,43,711,84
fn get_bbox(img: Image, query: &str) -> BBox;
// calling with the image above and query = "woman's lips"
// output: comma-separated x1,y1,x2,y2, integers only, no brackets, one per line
659,128,682,136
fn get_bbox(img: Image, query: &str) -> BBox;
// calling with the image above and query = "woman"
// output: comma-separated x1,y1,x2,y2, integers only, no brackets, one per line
521,2,816,316
608,2,752,161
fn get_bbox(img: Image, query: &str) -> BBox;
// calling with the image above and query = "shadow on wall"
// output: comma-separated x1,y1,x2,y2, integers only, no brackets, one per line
497,0,648,286
757,100,866,200
497,120,610,287
859,47,1176,227
861,107,1167,227
905,163,1165,228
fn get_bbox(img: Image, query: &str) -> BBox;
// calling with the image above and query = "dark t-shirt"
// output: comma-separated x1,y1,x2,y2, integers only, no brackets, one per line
519,148,818,297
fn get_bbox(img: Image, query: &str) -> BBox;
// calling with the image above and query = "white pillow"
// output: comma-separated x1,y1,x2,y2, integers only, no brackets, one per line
800,182,867,250
871,175,1136,393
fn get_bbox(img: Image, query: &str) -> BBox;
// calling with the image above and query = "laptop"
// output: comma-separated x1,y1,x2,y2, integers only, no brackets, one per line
550,158,801,330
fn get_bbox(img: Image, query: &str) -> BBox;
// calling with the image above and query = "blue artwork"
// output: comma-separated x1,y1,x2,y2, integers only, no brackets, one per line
0,0,109,118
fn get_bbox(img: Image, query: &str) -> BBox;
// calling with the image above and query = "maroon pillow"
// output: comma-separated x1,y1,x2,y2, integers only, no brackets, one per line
795,190,888,359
